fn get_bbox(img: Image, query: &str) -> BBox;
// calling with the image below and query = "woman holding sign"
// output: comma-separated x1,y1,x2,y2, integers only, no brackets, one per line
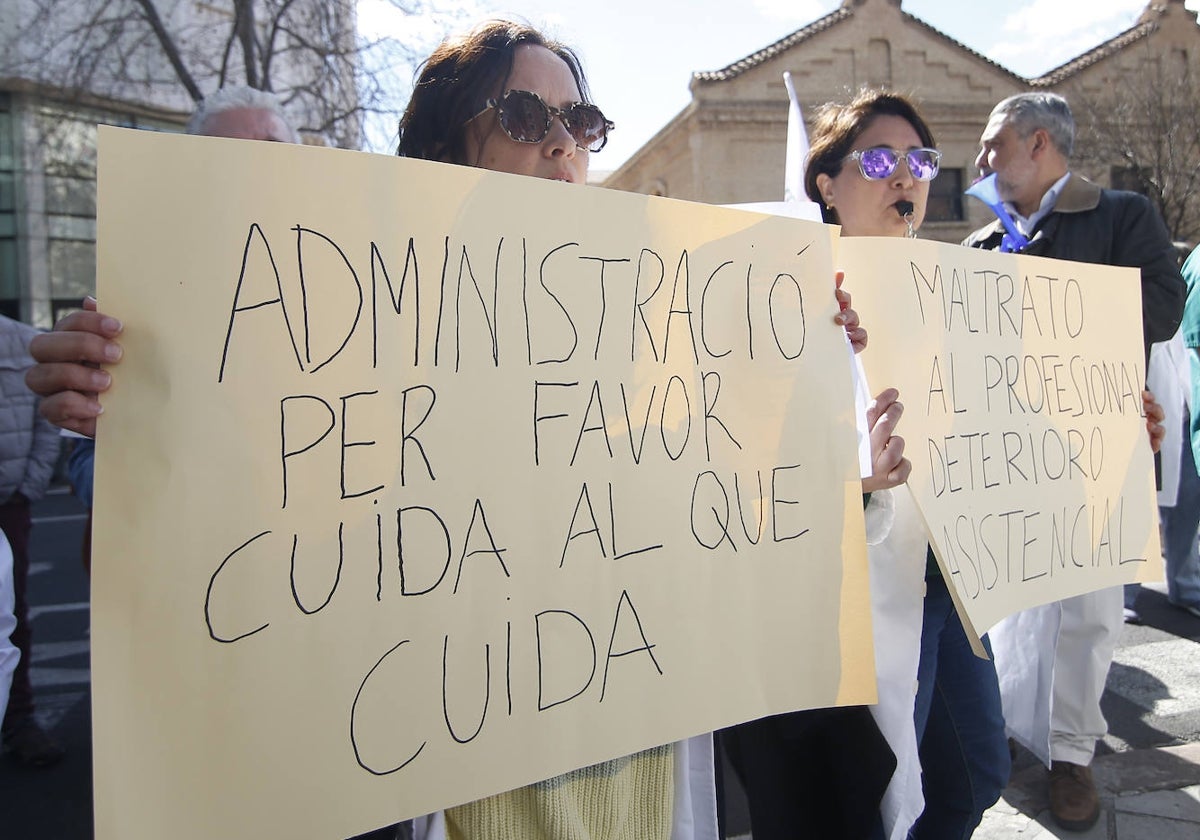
811,89,1011,840
393,20,713,840
724,91,1011,840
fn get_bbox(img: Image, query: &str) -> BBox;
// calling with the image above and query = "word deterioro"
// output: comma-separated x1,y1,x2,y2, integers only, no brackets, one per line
927,425,1106,495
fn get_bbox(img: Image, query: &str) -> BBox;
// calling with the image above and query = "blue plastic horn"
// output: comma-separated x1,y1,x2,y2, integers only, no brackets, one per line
964,174,1029,253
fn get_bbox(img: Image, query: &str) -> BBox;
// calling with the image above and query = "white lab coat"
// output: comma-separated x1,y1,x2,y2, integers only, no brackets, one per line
0,529,18,719
864,488,928,840
1149,331,1193,506
988,336,1187,768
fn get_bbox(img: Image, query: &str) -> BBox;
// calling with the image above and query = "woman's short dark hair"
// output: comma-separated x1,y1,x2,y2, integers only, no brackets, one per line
804,89,937,224
397,19,592,165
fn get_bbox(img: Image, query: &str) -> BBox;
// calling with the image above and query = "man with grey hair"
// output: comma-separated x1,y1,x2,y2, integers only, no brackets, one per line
965,91,1185,832
186,84,299,143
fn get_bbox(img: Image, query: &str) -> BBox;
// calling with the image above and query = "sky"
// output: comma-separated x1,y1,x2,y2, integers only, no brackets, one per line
364,0,1200,169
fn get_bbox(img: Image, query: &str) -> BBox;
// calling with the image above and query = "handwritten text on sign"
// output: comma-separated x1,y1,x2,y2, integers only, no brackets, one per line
845,237,1159,636
90,128,872,840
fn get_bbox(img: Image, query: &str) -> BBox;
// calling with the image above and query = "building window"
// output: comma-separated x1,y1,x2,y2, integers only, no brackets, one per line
35,107,104,318
926,167,964,222
32,105,177,317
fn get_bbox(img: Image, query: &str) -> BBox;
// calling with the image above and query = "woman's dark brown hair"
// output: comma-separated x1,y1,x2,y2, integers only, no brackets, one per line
397,19,592,166
804,89,937,225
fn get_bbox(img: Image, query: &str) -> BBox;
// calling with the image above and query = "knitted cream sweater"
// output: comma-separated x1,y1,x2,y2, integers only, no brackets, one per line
445,745,675,840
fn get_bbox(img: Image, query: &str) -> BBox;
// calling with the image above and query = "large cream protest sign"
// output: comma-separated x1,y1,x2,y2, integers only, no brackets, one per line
843,237,1160,638
91,127,871,840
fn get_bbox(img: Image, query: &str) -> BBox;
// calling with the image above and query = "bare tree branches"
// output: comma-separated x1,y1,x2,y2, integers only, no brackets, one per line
1,0,471,149
132,0,204,102
234,0,260,89
1068,44,1200,245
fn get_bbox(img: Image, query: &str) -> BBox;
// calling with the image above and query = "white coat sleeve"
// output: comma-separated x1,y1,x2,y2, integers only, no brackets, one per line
0,530,18,719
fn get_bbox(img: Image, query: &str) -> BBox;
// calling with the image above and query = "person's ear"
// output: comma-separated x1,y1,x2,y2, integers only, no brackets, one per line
1030,128,1050,158
815,172,835,207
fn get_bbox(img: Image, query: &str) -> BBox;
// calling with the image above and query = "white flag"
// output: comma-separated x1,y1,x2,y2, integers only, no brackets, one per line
783,71,809,204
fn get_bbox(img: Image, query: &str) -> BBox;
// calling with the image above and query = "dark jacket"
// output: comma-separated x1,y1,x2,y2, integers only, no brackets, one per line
963,174,1186,355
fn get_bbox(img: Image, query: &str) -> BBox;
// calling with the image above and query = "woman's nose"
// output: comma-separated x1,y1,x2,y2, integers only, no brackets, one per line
543,116,576,158
891,157,915,186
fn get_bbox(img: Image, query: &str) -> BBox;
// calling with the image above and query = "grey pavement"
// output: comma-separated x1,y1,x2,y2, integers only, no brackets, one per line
974,578,1200,840
2,486,92,840
977,744,1200,839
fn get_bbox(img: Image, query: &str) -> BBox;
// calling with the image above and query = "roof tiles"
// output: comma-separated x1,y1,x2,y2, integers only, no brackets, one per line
691,3,1162,88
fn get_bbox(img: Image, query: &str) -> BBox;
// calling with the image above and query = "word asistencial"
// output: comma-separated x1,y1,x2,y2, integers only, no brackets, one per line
937,494,1140,600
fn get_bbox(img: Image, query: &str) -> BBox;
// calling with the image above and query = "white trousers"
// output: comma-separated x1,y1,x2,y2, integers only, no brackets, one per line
1048,586,1124,765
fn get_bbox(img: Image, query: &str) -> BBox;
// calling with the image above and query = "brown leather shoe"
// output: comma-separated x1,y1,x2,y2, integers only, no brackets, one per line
1048,760,1101,831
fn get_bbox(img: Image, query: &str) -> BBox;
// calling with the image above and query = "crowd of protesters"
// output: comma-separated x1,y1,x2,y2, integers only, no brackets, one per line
3,16,1196,840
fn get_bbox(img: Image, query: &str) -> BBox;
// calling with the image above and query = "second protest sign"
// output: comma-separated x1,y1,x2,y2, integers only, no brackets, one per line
846,237,1161,638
